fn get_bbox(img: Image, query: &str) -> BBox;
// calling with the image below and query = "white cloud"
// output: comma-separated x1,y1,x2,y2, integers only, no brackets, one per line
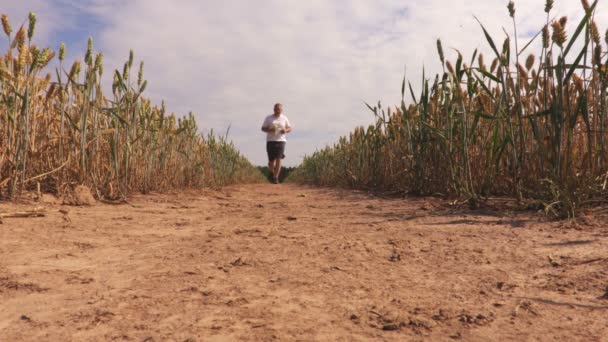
0,0,64,44
5,0,607,166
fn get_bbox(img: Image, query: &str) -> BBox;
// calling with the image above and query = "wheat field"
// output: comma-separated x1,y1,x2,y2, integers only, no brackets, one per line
0,13,263,201
290,0,608,218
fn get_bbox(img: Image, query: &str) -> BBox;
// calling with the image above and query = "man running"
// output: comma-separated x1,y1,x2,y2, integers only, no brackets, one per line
261,103,292,184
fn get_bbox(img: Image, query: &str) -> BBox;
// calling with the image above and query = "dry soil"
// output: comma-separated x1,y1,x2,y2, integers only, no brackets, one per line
1,184,607,341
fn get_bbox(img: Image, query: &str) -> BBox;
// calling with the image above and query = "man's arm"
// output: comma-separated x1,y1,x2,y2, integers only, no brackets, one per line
261,117,271,132
281,118,292,134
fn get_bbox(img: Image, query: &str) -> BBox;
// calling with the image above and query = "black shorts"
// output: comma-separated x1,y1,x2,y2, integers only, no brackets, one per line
266,141,286,161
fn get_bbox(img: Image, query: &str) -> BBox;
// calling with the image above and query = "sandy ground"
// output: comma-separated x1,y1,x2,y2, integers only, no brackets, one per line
1,183,607,341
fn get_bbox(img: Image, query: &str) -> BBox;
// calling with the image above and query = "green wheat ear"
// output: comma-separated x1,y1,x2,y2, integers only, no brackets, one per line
27,12,36,40
128,49,134,68
59,42,66,62
95,52,104,76
436,39,445,65
30,45,40,65
138,61,144,87
139,80,147,93
545,0,554,13
112,72,119,94
85,37,94,65
507,1,515,18
594,45,602,66
69,59,82,80
39,48,55,69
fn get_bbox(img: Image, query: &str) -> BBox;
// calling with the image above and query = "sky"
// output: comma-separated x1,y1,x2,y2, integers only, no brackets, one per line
1,0,605,166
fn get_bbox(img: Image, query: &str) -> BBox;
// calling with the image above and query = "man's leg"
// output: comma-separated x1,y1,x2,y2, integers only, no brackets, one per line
268,159,276,180
273,142,285,182
274,158,282,181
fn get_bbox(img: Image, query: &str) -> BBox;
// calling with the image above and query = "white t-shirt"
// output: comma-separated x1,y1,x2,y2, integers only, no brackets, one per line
262,114,291,142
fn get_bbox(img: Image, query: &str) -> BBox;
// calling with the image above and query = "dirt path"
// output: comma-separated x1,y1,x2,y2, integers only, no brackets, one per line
1,184,607,341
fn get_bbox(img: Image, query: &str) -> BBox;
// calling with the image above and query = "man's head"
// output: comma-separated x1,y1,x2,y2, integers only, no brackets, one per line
274,103,283,116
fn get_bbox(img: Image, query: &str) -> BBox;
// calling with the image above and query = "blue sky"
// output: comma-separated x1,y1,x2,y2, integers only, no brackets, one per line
1,0,603,166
